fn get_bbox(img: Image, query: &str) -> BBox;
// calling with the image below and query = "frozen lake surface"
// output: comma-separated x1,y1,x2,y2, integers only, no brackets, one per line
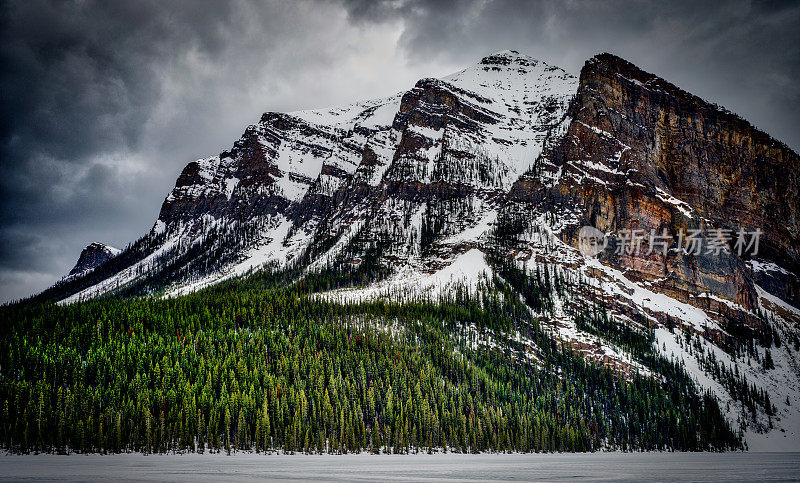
1,452,798,481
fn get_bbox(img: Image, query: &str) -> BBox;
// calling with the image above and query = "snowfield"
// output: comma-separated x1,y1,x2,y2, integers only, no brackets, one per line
319,248,493,304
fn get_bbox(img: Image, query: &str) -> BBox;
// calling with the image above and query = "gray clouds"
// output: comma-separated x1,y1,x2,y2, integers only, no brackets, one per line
0,0,445,302
344,0,800,145
1,0,797,302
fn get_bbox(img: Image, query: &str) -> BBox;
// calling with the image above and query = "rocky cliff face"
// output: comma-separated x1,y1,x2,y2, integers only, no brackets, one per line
67,242,121,277
507,53,800,325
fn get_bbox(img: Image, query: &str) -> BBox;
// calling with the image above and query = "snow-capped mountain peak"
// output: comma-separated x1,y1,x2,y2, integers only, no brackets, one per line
65,242,121,279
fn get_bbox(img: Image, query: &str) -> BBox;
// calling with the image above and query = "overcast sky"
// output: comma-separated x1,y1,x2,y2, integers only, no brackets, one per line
1,0,798,302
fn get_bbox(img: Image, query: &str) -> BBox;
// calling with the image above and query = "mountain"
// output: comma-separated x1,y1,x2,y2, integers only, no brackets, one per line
45,50,577,302
26,50,800,451
65,242,121,279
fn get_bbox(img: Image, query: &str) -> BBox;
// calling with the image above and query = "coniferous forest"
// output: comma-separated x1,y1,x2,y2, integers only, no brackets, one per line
0,258,742,455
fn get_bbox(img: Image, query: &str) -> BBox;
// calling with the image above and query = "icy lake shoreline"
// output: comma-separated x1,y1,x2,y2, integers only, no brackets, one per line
1,452,798,481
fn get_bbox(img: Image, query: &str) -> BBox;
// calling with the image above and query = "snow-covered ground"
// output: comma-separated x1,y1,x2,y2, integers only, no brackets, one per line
1,452,797,481
320,248,492,304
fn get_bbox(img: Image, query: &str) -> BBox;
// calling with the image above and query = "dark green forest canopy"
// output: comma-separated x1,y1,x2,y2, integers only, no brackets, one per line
0,263,741,454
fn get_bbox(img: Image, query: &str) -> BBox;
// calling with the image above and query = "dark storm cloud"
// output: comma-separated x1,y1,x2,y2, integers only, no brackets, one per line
1,0,238,301
0,0,426,302
344,0,800,147
2,0,798,302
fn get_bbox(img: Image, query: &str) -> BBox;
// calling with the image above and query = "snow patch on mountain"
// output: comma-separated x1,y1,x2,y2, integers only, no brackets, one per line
442,209,498,245
440,51,578,187
165,216,297,298
320,248,492,304
290,92,403,130
583,257,722,332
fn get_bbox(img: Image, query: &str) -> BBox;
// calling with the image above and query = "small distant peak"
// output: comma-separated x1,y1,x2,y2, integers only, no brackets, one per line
85,242,121,256
67,242,121,277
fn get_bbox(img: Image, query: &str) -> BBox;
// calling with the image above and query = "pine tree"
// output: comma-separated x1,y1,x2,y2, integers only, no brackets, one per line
763,349,775,370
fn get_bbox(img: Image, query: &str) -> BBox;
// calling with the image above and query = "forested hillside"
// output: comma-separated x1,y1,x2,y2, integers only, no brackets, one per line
0,260,741,454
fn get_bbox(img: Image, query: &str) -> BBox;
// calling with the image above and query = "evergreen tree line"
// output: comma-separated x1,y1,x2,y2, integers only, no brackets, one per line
0,259,741,454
